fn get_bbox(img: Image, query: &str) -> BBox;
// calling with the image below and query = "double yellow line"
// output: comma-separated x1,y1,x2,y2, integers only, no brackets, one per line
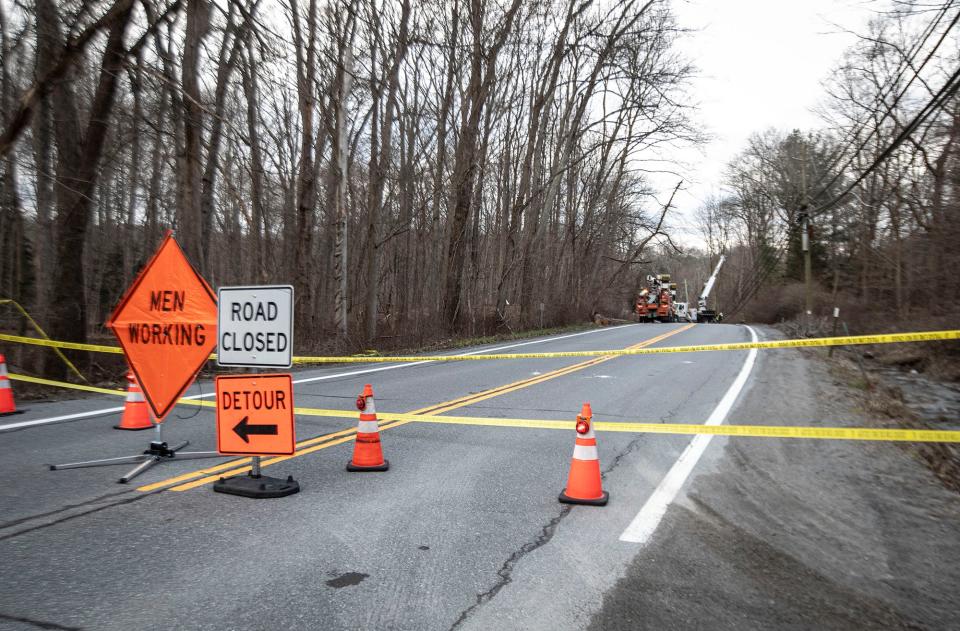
138,324,694,492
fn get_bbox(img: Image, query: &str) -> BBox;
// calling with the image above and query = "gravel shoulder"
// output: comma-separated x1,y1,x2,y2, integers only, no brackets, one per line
589,325,960,631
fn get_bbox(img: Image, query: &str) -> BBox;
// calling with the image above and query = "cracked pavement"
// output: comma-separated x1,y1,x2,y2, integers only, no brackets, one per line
4,323,954,630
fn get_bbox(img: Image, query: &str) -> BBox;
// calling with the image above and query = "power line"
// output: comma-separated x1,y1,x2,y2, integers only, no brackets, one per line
809,5,960,208
810,60,960,218
731,59,960,316
811,4,952,177
731,60,960,315
706,7,958,317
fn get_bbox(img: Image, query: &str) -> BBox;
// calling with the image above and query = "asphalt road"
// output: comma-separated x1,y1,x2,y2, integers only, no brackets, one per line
1,323,957,630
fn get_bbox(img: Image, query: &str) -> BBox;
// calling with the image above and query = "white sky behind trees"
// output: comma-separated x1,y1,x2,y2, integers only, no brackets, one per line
655,0,875,247
257,0,876,250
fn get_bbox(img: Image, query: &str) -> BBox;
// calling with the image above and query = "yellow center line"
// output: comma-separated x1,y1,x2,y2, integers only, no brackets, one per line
143,324,694,492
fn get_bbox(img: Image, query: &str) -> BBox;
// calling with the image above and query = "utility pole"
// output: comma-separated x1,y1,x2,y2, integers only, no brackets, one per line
801,209,812,319
799,140,812,326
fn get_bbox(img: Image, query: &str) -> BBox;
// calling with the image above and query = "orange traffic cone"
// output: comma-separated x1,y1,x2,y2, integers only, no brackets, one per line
114,371,153,430
0,353,16,415
347,384,389,471
559,403,608,505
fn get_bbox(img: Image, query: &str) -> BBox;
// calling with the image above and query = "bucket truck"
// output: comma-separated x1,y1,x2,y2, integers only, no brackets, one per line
635,274,678,323
691,255,725,323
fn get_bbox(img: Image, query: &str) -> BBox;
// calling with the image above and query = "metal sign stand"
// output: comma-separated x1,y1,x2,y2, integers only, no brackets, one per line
49,419,224,484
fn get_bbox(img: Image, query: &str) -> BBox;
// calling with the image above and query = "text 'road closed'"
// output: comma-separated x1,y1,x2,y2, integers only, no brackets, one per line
217,286,293,368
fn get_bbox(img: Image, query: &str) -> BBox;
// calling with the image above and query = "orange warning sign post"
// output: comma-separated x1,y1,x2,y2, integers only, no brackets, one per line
106,232,218,420
216,374,295,456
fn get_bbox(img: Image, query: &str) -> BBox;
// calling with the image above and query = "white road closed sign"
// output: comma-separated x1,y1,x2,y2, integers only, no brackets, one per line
217,285,294,368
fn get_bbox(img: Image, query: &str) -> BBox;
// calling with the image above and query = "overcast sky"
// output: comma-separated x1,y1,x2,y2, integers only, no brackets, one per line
655,0,876,246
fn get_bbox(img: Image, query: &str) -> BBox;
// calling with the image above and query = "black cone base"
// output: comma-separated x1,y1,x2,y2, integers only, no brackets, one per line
346,459,389,472
0,410,24,417
559,490,609,506
213,473,300,498
113,424,152,430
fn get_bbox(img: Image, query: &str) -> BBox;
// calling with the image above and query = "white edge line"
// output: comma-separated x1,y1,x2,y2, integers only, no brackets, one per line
0,323,642,432
0,406,128,431
618,324,759,544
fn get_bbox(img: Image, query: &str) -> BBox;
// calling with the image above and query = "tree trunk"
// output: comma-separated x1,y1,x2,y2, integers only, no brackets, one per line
199,5,250,268
178,0,210,271
241,34,267,282
364,0,410,341
443,0,523,328
291,0,320,338
36,0,133,376
333,42,355,338
122,53,143,287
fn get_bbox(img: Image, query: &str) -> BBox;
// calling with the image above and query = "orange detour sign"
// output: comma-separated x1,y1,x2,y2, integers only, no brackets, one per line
213,373,299,498
106,233,218,420
215,374,295,456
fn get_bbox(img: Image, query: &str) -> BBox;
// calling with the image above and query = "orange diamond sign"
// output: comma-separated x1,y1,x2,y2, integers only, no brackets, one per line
107,233,218,420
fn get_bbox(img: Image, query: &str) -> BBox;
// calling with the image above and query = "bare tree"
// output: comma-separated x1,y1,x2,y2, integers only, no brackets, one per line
36,0,134,373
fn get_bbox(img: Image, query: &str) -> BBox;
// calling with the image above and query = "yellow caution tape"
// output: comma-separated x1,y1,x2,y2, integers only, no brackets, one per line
293,330,960,364
7,372,333,415
0,332,221,361
378,413,960,443
3,329,959,363
288,330,960,362
8,372,960,444
0,333,124,354
8,373,126,396
0,300,87,382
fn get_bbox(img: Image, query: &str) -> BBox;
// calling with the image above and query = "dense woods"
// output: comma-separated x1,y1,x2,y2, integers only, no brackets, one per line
0,0,697,368
0,0,957,378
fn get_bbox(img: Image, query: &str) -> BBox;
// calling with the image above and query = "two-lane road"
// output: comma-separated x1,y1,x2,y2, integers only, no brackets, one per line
0,323,757,630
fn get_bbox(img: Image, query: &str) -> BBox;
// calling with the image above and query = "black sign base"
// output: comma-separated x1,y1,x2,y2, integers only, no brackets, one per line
213,473,300,498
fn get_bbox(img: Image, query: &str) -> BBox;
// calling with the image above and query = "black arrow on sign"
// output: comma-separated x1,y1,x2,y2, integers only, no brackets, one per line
233,416,278,443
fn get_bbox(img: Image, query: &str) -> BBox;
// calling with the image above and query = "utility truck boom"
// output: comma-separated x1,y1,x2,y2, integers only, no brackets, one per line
693,255,725,323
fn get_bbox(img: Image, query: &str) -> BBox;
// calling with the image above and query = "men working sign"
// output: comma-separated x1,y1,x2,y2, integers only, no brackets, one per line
107,232,218,420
